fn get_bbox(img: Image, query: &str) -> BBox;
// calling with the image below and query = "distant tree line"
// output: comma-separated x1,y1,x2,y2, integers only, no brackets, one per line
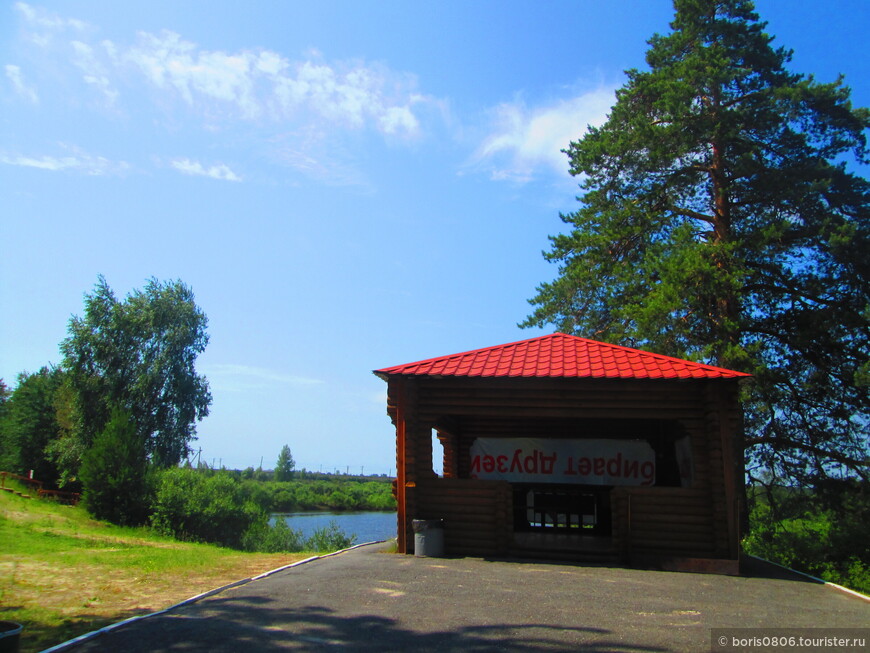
182,454,397,514
261,478,395,512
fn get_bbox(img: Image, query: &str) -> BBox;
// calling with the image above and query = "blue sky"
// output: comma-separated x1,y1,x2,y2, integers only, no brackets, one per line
2,1,868,475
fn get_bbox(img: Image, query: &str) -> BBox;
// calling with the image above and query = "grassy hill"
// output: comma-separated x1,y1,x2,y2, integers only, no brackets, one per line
0,487,309,652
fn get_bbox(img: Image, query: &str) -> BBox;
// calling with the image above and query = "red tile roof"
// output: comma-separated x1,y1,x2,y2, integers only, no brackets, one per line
374,333,751,380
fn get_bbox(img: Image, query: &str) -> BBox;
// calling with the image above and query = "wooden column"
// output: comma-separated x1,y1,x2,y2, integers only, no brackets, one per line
433,416,459,479
437,430,458,478
413,421,436,480
705,381,739,559
392,378,408,554
392,377,423,554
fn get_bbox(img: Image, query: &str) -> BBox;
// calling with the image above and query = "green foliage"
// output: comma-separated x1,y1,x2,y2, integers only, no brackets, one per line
122,465,391,552
79,408,154,526
241,518,305,553
44,379,81,489
523,0,870,487
242,518,356,554
0,379,9,419
60,276,211,475
306,521,355,552
238,476,272,509
150,468,263,549
241,516,356,554
274,444,295,482
261,479,396,512
743,481,870,594
0,367,65,485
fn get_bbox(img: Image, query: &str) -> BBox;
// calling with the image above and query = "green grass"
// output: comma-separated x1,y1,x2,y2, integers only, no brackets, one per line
0,489,309,652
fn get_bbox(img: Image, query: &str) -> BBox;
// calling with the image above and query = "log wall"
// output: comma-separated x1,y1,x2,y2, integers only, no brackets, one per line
386,375,743,561
414,478,512,556
611,486,716,558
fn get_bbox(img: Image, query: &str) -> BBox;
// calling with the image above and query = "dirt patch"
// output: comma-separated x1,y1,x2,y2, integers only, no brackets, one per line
4,553,308,618
1,550,309,652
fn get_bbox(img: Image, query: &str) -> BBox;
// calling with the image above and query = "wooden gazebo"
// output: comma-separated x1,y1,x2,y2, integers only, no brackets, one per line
374,333,750,572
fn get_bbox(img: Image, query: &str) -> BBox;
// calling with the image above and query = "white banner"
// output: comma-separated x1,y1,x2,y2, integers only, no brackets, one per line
470,437,656,486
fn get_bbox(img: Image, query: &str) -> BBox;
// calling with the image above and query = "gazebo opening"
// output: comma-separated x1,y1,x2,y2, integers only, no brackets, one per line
431,428,444,477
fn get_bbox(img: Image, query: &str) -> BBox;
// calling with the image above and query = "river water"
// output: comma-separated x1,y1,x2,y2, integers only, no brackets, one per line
272,511,397,544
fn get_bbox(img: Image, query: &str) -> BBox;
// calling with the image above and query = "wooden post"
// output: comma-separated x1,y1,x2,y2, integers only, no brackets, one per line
394,378,408,554
706,381,739,559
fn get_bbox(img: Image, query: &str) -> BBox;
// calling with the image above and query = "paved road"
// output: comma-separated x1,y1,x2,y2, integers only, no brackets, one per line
55,543,868,652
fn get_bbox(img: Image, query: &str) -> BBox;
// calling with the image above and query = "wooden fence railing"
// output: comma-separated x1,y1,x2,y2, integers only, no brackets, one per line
0,471,80,505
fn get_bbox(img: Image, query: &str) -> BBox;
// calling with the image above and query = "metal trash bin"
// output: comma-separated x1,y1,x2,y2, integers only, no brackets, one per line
0,621,22,653
412,519,444,557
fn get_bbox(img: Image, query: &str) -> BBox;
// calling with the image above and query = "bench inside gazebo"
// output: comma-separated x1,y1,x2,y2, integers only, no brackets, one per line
374,332,750,573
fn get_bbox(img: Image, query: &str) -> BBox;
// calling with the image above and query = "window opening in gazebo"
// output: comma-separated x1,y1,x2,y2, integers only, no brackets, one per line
431,428,444,477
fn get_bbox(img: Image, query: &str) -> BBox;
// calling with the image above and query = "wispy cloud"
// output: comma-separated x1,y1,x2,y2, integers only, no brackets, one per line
0,144,129,175
265,127,375,191
170,158,242,182
122,31,428,139
470,87,616,183
9,4,447,191
15,2,88,35
205,364,325,392
14,3,430,140
70,40,119,106
11,6,436,189
4,64,38,103
126,30,261,119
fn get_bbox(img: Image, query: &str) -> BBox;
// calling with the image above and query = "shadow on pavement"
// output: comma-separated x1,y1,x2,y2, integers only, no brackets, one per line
67,593,671,653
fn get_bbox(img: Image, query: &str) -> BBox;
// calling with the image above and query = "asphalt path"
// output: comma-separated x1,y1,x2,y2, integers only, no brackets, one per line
53,542,869,652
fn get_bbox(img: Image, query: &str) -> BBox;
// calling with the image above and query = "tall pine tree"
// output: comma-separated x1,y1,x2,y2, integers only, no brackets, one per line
274,444,295,482
523,0,869,487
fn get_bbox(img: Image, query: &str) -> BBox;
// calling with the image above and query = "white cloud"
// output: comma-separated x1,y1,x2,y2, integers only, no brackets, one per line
126,31,260,118
10,6,436,191
471,87,616,182
4,64,38,103
255,50,287,77
0,144,129,175
120,30,425,137
70,41,119,105
13,5,430,140
380,105,419,135
15,2,87,32
204,364,325,392
170,158,242,182
15,2,88,49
